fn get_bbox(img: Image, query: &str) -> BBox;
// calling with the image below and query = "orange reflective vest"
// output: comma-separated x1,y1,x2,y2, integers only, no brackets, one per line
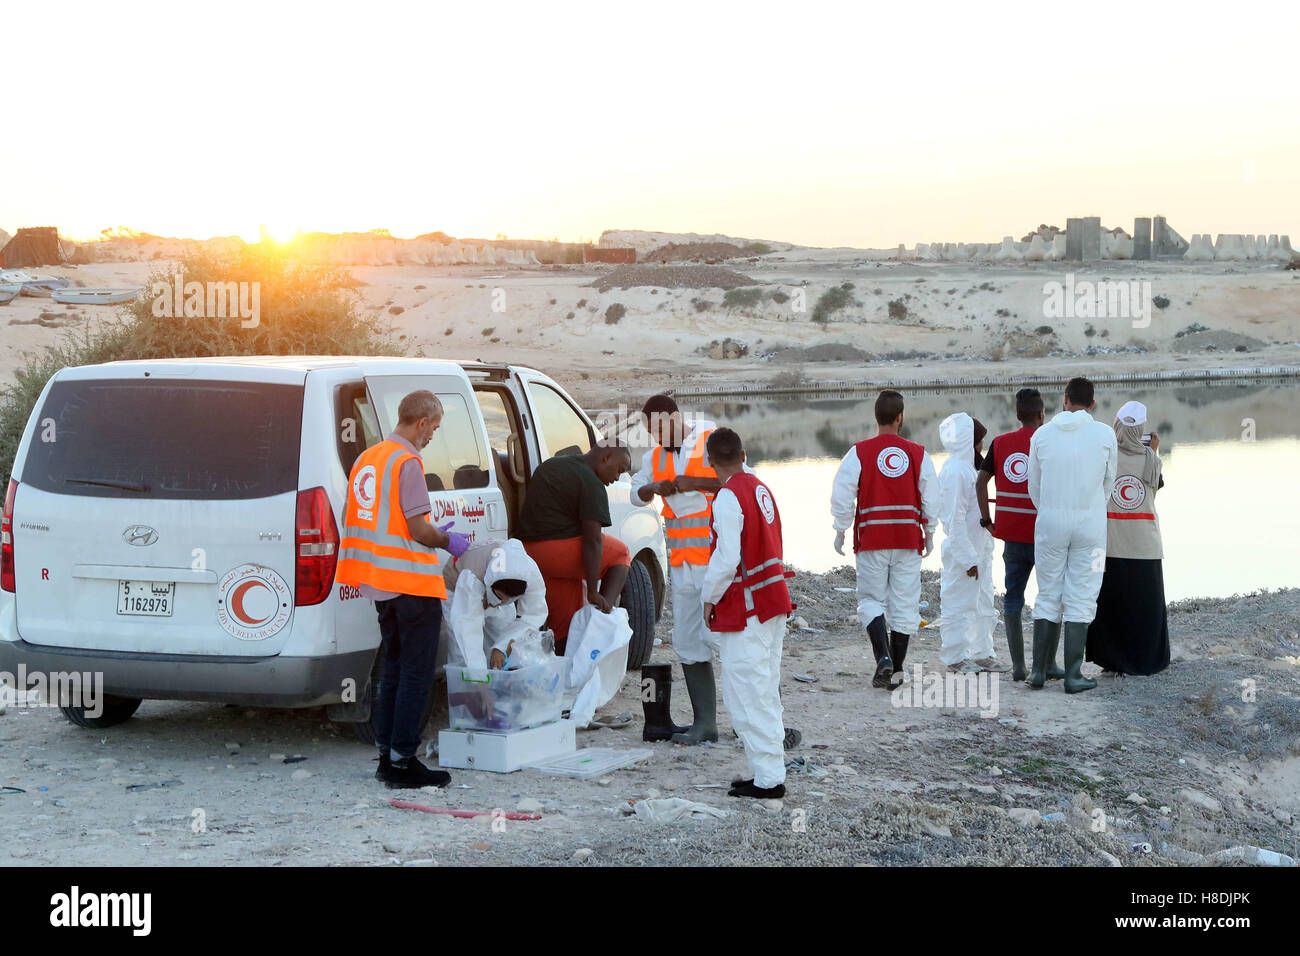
336,440,446,599
651,429,716,567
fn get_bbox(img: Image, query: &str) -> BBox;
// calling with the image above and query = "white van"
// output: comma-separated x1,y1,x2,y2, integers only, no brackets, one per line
0,357,667,737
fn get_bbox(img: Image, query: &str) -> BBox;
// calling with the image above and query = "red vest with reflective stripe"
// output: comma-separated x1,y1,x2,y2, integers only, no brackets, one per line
853,435,925,554
708,473,794,632
990,426,1037,543
337,440,447,599
651,429,716,567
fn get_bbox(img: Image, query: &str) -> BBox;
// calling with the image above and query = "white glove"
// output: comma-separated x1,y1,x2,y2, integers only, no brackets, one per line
923,532,934,558
833,530,845,556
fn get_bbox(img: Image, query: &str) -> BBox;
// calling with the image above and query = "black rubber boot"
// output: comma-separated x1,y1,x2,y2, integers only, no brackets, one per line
1004,611,1027,682
1063,622,1098,694
1028,619,1061,689
867,615,893,689
889,631,910,684
728,780,786,799
671,661,719,745
641,664,691,742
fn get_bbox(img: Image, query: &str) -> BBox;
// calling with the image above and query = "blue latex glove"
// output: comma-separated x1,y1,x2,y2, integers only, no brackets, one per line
438,521,471,558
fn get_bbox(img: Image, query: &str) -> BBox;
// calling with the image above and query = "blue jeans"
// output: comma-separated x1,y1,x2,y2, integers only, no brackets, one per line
1002,540,1035,617
372,594,442,760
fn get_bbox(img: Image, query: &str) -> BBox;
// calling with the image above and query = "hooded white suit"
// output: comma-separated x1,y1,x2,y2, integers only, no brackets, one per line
1027,409,1118,624
446,539,548,670
937,413,997,665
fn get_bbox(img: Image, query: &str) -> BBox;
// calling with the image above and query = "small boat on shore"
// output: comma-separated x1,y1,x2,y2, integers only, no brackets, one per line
19,277,71,297
50,287,141,306
0,284,21,305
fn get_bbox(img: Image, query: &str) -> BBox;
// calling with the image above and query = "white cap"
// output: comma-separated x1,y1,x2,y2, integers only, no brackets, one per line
1116,400,1147,427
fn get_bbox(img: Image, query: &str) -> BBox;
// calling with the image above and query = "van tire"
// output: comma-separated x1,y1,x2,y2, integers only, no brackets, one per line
347,646,438,747
621,556,656,669
59,695,142,728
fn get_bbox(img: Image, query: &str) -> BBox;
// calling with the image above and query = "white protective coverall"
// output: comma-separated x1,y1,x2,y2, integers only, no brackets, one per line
829,439,939,635
1027,409,1118,624
446,539,548,670
936,413,997,665
632,418,753,664
702,484,786,790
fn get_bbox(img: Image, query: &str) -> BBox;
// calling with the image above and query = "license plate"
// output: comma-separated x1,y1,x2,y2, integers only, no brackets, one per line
117,580,175,617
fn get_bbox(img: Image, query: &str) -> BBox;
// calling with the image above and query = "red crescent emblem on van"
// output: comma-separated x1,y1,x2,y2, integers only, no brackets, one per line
217,564,291,641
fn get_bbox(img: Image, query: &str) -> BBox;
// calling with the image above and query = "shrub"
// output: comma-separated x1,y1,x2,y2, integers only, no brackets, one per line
723,287,764,309
0,246,398,484
887,299,908,320
812,285,856,324
772,291,790,304
604,303,626,324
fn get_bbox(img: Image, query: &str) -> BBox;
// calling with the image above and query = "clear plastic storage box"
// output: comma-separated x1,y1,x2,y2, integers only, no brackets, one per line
445,657,567,732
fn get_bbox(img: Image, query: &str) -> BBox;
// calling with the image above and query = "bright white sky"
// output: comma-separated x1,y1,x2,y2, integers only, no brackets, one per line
2,0,1297,247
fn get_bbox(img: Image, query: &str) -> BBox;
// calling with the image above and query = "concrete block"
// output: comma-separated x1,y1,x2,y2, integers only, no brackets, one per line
1133,217,1152,260
993,236,1024,261
1024,235,1048,261
1047,234,1066,261
1186,234,1215,261
1065,218,1083,261
1153,216,1190,258
1082,216,1101,261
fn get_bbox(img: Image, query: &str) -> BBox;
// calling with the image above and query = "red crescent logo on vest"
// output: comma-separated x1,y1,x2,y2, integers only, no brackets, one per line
1111,475,1146,510
352,464,377,510
1003,452,1029,483
876,447,909,478
755,484,777,524
216,564,292,641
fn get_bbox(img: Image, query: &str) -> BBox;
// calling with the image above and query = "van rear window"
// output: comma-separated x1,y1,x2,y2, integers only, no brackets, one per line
22,378,304,500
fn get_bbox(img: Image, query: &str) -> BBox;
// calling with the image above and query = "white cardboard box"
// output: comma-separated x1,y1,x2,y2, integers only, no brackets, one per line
437,719,576,773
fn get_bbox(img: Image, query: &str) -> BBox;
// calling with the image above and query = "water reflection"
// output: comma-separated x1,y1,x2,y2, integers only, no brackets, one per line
638,382,1300,601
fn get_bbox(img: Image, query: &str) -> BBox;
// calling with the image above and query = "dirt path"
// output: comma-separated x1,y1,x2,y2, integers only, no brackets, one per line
3,569,1296,867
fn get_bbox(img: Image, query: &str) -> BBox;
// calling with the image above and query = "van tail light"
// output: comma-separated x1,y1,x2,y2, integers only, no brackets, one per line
295,487,339,607
1,480,15,593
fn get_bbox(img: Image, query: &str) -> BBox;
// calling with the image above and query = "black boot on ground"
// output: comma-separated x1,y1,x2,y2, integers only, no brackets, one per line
728,780,787,799
671,661,719,745
1063,622,1098,694
641,664,691,742
1028,619,1061,689
380,756,450,790
889,631,910,684
374,752,390,780
866,615,893,689
1004,611,1027,682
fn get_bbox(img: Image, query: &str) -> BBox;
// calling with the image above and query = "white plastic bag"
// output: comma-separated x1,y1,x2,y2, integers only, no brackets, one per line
564,605,632,727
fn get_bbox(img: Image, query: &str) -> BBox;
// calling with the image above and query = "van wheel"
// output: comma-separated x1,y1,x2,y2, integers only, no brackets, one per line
621,557,656,669
60,695,142,728
346,646,438,747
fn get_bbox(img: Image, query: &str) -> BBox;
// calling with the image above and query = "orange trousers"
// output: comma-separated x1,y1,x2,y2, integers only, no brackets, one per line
523,534,631,653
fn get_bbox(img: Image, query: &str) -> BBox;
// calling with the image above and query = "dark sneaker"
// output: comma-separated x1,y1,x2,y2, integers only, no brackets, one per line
783,728,802,750
374,752,390,780
380,756,450,790
728,781,786,799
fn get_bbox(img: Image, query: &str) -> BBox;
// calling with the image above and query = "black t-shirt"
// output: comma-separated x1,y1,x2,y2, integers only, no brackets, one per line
516,453,611,541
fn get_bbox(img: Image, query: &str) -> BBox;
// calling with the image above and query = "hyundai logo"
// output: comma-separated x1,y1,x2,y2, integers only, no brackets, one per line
123,525,159,547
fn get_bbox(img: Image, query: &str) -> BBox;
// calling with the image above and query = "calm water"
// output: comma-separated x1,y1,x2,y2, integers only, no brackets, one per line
618,381,1300,602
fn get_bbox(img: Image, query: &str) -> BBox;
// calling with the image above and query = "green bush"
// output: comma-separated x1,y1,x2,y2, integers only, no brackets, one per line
812,285,857,324
0,246,398,484
723,287,764,309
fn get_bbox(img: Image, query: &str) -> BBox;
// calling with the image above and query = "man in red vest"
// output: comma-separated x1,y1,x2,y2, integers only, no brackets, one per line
976,387,1061,682
830,390,938,689
701,428,794,799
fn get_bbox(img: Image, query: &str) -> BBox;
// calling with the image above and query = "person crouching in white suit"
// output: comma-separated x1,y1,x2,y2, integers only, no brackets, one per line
1026,377,1117,693
446,539,548,670
937,413,1002,674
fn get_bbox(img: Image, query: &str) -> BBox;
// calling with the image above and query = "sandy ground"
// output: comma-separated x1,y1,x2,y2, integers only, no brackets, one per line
2,255,1297,406
2,568,1297,867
